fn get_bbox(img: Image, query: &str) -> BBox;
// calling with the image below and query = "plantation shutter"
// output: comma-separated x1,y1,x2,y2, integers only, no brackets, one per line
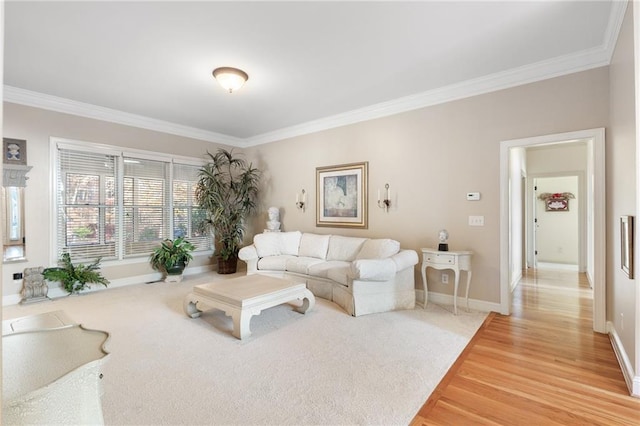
56,148,119,262
173,163,211,251
123,157,171,257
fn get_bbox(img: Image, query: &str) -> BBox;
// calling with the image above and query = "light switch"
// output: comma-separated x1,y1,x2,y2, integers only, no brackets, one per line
466,192,481,201
469,216,484,226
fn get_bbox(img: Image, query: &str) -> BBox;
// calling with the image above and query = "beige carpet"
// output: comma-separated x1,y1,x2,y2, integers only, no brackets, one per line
3,273,487,425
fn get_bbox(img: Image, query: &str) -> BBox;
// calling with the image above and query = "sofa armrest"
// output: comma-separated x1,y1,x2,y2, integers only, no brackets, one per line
350,258,396,281
391,249,419,272
238,245,259,274
238,245,258,261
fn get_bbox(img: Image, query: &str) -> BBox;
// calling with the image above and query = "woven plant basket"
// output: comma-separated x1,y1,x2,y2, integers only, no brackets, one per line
217,256,238,274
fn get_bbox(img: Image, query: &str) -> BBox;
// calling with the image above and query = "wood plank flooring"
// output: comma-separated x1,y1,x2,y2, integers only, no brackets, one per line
411,268,640,425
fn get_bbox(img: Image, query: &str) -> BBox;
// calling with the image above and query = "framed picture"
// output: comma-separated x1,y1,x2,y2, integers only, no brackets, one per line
621,216,634,279
316,161,368,228
3,138,27,165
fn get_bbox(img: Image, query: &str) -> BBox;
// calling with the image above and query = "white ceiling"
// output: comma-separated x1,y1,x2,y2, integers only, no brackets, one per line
3,1,626,147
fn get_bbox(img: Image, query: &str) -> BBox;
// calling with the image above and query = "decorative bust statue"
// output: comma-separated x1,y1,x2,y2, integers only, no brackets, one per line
266,207,281,231
438,229,449,252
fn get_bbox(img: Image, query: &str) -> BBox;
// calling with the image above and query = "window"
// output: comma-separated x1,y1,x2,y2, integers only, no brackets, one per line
172,163,210,251
54,140,210,262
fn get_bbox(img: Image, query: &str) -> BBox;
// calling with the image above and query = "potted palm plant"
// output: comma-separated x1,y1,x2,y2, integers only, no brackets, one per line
43,253,109,294
149,237,196,282
196,149,260,274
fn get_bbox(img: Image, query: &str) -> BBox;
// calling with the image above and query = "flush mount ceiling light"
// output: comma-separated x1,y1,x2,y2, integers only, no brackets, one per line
212,67,249,93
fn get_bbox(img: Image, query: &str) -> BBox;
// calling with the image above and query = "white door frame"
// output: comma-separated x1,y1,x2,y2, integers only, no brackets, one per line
499,128,605,333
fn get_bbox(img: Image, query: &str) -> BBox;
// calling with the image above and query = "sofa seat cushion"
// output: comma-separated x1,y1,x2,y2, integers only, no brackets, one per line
307,260,351,279
257,255,296,271
327,266,350,286
356,238,400,259
298,233,330,260
286,256,325,274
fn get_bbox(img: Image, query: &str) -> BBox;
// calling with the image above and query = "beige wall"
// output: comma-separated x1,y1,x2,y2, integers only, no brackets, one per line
2,103,229,298
608,3,636,368
0,66,611,307
244,67,609,306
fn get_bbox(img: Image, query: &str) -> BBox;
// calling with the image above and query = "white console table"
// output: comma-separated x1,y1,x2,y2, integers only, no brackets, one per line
420,248,473,315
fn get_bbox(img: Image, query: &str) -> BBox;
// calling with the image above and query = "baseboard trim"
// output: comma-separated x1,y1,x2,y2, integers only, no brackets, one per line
536,262,579,271
2,264,217,306
607,321,639,397
415,289,500,313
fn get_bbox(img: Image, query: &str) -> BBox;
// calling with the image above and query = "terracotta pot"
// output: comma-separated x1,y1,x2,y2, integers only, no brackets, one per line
217,256,238,274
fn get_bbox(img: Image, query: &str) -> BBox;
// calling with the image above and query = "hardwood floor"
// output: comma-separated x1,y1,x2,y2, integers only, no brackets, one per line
411,268,640,425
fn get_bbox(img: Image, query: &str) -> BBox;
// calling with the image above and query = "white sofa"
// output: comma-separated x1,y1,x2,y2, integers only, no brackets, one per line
238,231,419,316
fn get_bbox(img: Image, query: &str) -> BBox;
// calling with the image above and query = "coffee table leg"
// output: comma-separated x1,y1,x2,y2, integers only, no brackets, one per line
231,309,253,340
183,295,202,318
295,289,316,314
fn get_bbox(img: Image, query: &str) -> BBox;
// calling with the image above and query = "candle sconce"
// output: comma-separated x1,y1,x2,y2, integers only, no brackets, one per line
377,183,391,212
296,189,306,212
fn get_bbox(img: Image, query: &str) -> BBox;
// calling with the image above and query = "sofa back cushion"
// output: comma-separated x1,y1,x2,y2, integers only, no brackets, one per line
356,238,400,259
327,235,368,261
253,233,282,257
298,233,330,259
279,231,302,255
253,231,301,258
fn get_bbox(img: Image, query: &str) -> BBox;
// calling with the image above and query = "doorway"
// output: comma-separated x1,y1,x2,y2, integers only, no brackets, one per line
533,175,581,271
500,128,605,333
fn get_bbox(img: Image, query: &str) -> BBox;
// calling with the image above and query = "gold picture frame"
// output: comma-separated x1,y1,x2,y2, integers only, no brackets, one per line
316,162,368,229
621,215,634,279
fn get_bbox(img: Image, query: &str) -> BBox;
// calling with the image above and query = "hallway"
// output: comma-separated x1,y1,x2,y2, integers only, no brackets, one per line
412,268,640,425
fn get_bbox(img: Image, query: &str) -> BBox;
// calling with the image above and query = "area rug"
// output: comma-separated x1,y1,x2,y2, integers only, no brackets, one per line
3,274,487,425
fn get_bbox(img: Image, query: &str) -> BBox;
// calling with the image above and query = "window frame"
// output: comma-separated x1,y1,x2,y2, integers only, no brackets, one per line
51,137,211,265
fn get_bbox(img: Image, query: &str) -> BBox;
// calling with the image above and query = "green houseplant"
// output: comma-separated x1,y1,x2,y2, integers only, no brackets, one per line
196,149,260,274
43,253,110,294
149,237,196,281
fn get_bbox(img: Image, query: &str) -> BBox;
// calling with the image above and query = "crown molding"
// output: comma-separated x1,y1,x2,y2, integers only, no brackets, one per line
4,1,626,149
2,86,241,146
243,44,611,146
603,0,629,63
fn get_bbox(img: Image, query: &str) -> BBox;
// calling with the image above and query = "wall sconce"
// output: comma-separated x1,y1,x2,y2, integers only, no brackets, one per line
296,189,306,212
377,183,391,212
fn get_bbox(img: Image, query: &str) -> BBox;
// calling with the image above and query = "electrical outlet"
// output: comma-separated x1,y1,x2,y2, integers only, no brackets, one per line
621,313,624,331
442,273,449,284
13,272,23,280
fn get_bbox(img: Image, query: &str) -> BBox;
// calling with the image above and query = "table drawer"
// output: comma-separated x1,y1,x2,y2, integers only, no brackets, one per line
424,254,455,265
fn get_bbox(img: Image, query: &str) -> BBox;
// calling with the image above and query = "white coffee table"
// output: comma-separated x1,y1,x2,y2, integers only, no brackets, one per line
183,274,315,339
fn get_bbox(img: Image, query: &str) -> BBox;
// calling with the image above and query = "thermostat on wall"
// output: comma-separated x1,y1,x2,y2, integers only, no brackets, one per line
466,192,481,201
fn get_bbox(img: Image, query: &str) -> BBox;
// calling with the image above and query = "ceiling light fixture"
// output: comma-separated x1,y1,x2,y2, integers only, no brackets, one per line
212,67,249,93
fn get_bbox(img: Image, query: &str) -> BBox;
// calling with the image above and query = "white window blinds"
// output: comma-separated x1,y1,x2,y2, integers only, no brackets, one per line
56,149,119,261
55,142,211,263
123,157,170,257
173,163,210,251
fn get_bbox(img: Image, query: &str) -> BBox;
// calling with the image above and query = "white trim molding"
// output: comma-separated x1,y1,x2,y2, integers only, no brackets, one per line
4,86,241,146
416,289,500,314
608,321,640,397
